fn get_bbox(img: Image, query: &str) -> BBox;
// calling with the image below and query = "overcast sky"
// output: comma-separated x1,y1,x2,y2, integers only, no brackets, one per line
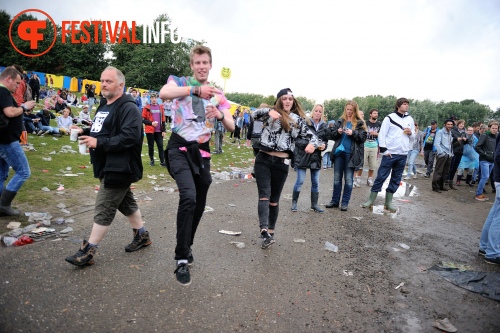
3,0,500,110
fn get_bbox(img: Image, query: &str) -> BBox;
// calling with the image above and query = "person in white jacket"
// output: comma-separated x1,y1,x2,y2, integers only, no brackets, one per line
361,97,415,211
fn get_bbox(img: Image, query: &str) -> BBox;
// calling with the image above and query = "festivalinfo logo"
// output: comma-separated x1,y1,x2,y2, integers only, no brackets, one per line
9,9,182,57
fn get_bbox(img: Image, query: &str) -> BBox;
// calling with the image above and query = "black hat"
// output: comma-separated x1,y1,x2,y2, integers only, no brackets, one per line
430,120,437,125
276,88,293,103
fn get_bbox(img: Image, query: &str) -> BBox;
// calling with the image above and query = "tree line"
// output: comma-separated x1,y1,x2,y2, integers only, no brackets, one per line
2,10,497,126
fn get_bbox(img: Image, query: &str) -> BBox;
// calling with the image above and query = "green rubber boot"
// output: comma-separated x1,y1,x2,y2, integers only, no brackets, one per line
384,192,397,212
361,192,378,208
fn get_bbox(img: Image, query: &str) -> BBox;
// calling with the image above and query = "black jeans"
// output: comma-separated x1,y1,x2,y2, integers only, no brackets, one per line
448,152,463,181
146,132,164,163
254,152,289,230
424,149,436,174
167,148,212,261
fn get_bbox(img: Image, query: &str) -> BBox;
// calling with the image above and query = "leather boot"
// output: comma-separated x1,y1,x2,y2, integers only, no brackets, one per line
291,191,300,212
310,192,323,213
384,192,397,213
465,174,473,187
361,192,378,208
0,189,20,216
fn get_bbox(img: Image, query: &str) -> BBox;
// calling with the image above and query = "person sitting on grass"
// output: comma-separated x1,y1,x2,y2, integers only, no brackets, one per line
35,109,60,136
57,106,73,135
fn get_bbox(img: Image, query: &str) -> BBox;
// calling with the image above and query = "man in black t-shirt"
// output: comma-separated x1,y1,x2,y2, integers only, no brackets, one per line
0,67,36,216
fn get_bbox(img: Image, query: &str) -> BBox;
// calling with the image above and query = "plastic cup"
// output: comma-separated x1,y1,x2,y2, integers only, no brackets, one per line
70,129,79,142
79,141,87,154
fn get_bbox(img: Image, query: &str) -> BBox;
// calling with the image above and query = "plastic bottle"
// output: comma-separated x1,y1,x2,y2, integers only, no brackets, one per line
2,236,17,247
324,241,338,252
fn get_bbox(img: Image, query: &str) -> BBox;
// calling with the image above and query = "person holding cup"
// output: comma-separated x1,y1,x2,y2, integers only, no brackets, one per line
142,94,166,166
325,100,367,211
291,104,329,213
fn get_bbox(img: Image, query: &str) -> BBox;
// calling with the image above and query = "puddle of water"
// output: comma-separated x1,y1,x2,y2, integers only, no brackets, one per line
375,180,419,199
370,205,398,218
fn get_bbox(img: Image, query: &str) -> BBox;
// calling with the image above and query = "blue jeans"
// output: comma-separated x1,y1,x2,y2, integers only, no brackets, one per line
372,154,407,193
331,152,354,206
479,183,500,258
406,149,419,176
322,152,332,168
293,168,320,192
38,125,60,134
476,161,494,196
0,141,31,193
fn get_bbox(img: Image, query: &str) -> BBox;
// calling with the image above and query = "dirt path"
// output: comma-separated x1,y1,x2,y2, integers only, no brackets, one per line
0,164,499,332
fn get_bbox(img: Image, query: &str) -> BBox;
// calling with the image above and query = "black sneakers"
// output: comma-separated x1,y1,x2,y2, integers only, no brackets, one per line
484,256,500,265
188,249,194,266
261,230,275,249
65,239,97,266
325,201,339,208
174,262,191,286
125,229,152,252
478,248,486,256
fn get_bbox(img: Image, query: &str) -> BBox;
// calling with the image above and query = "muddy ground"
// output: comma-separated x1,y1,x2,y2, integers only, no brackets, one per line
0,159,499,333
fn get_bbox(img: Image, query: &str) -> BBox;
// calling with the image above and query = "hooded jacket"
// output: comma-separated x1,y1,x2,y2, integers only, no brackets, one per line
475,131,497,162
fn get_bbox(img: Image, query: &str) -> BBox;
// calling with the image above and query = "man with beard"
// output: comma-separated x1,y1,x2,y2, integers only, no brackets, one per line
65,66,150,267
355,108,381,186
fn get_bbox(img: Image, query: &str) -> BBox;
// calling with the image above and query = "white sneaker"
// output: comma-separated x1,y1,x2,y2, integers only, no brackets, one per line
413,174,418,179
403,176,410,180
353,181,360,188
367,179,373,186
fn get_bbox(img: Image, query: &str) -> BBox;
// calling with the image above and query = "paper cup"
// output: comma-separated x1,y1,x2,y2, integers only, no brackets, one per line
70,129,79,142
78,142,87,154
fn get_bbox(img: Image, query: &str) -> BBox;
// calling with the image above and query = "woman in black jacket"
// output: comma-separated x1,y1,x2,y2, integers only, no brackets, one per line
326,100,367,211
292,104,329,213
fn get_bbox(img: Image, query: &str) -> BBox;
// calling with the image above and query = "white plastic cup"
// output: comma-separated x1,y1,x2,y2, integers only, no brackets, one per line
79,141,87,154
70,129,79,142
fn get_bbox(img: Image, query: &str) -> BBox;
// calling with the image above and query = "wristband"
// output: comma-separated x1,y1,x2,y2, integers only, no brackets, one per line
188,86,193,96
218,111,225,121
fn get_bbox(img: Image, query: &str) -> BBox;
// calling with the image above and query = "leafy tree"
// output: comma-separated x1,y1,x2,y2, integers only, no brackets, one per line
110,14,200,90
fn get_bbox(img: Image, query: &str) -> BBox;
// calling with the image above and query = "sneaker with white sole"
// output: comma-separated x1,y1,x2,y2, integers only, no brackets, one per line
413,175,418,179
174,262,191,286
367,179,373,186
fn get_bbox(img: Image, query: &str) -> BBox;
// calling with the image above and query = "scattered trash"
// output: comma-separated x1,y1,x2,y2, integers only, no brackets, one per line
343,270,353,276
54,218,65,225
6,222,21,229
439,261,472,272
56,203,66,209
66,167,72,171
60,209,70,214
29,228,57,241
432,318,457,333
399,243,410,250
28,212,52,224
2,236,17,246
395,282,404,289
41,169,49,173
293,238,306,243
147,175,157,180
230,241,245,248
204,206,214,212
57,185,65,191
143,196,153,201
13,235,34,246
153,186,166,191
218,230,241,236
60,227,73,234
41,187,50,192
324,241,338,252
228,204,236,207
65,218,75,223
392,247,401,252
397,199,411,203
42,157,52,161
351,216,363,221
49,150,56,154
63,174,79,177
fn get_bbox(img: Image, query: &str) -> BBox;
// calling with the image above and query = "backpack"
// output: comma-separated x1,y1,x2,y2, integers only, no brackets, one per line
24,84,33,102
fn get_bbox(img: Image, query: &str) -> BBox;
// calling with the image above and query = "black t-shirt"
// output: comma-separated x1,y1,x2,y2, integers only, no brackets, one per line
0,87,21,144
366,120,382,141
88,102,115,177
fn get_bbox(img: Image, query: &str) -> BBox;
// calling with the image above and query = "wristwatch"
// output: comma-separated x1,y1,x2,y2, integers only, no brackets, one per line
21,105,28,112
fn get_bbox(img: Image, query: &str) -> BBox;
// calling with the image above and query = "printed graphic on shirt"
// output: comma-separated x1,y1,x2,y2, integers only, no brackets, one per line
90,111,110,133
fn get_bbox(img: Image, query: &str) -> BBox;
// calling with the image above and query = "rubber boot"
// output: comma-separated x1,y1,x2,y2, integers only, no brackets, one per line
310,192,323,213
0,189,20,216
291,191,300,212
361,192,378,208
465,174,473,187
384,192,397,212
